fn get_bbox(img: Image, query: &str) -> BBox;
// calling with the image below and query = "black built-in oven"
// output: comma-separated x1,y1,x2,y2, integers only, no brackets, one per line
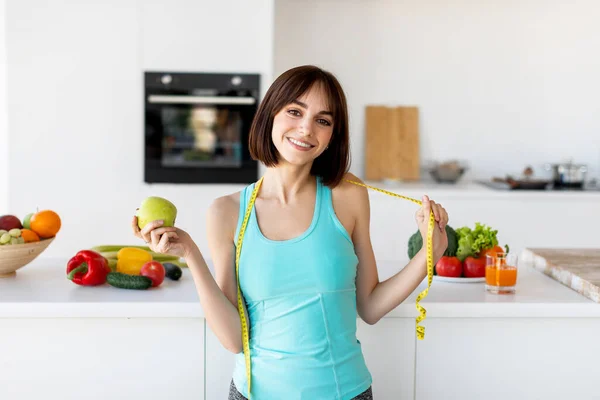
144,72,260,183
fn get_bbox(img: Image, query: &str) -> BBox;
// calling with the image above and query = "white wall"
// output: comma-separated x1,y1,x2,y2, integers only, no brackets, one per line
0,0,8,214
5,0,274,257
4,0,598,261
274,0,600,181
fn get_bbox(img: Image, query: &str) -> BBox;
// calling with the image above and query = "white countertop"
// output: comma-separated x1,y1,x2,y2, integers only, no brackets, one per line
0,252,597,319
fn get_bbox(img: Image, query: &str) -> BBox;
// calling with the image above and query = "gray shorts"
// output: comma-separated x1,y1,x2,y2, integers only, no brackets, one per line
228,379,374,400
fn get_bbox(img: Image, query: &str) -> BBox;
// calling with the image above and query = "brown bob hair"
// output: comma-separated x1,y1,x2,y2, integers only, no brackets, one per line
248,65,350,188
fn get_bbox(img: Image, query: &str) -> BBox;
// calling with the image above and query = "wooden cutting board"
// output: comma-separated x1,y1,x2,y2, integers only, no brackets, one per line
365,106,420,181
524,248,600,302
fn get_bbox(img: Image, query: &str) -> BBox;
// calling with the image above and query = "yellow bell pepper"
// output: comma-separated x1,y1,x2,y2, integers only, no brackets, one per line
116,247,152,275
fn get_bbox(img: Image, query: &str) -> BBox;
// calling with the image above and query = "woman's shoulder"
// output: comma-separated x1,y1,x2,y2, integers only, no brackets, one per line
207,191,243,239
330,172,370,213
208,191,242,219
332,172,369,200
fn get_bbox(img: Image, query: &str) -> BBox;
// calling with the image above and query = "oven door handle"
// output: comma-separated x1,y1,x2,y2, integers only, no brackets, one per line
148,95,256,105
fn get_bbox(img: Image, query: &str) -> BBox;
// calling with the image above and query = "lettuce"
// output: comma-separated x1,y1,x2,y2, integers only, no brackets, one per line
456,227,474,261
471,222,499,253
455,223,499,261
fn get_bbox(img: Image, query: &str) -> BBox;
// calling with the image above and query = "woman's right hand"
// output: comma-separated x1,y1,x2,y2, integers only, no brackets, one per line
131,216,195,259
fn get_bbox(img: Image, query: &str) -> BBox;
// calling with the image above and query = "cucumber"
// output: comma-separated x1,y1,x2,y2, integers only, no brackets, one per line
106,272,152,290
163,262,182,281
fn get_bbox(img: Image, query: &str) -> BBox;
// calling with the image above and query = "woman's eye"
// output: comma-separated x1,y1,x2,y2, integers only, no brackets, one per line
287,109,301,116
318,119,332,126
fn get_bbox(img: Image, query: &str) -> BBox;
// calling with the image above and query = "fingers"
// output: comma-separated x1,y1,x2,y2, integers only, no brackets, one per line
132,213,179,250
420,195,431,222
433,203,448,231
150,226,177,247
430,199,440,222
155,231,178,254
421,196,449,232
131,216,141,238
152,227,178,237
140,220,165,243
440,206,448,228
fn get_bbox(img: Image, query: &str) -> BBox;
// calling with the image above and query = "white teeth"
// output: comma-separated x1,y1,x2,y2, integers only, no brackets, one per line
288,138,312,148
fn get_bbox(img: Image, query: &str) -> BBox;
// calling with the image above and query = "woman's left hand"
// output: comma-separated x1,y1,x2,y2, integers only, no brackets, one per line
415,195,449,262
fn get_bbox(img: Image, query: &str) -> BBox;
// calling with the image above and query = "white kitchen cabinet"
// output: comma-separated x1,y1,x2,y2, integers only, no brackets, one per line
0,318,205,400
205,322,237,399
357,318,416,400
3,261,599,400
415,318,600,400
140,0,274,73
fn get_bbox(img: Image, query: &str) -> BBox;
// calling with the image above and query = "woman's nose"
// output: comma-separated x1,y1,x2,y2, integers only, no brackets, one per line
298,118,312,136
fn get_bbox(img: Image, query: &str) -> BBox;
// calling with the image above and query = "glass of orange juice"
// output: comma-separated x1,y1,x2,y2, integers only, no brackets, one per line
485,253,518,294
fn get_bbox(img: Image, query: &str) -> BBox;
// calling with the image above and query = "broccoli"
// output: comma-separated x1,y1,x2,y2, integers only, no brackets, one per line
407,231,423,260
407,225,458,259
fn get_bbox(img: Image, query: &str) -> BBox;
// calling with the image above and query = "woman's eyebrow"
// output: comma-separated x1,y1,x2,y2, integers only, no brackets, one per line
292,100,333,116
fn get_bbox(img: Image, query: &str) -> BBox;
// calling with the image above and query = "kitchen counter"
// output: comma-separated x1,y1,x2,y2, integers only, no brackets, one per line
522,248,600,303
1,252,597,319
2,253,599,400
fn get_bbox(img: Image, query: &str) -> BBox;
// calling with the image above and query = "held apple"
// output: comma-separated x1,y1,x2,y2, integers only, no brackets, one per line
136,196,177,230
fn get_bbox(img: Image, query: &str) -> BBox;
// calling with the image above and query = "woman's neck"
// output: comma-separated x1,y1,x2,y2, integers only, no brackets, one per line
261,164,315,205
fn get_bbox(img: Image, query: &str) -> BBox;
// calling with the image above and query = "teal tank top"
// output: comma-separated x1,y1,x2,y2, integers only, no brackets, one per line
232,176,373,400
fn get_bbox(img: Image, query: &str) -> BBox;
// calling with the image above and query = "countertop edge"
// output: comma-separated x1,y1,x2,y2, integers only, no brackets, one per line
2,302,599,319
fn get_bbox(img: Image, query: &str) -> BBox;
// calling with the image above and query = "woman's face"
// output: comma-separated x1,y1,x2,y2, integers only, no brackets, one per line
271,84,334,167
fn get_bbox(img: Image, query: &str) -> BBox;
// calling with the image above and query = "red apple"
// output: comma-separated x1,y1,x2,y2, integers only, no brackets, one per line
0,215,23,231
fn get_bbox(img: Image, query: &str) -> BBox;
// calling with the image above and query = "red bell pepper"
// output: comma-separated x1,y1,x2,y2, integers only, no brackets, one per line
66,250,111,286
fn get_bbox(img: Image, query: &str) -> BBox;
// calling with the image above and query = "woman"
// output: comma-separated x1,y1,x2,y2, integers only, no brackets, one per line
132,65,449,400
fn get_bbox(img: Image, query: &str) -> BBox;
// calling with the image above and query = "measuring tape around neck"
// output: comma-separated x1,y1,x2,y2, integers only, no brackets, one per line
235,177,435,398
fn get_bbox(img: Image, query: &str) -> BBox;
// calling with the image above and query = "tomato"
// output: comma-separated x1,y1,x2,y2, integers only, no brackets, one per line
464,256,486,278
140,261,165,287
436,256,462,278
479,245,505,259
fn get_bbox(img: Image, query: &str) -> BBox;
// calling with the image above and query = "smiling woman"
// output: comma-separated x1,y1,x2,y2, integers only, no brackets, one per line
134,65,450,400
248,66,351,187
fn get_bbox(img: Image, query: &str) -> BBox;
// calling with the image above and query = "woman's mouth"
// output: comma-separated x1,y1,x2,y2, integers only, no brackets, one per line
287,137,315,151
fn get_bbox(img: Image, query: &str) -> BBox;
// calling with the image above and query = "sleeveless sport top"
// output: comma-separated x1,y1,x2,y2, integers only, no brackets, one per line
232,176,373,400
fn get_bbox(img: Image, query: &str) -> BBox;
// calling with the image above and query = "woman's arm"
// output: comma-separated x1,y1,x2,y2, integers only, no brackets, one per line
198,195,244,353
183,240,243,353
134,195,244,353
347,177,448,325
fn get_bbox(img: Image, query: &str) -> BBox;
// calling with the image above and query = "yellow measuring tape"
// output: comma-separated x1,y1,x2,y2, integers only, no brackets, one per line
235,177,435,398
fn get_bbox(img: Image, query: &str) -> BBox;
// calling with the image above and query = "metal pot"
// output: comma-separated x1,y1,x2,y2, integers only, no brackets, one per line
545,162,587,187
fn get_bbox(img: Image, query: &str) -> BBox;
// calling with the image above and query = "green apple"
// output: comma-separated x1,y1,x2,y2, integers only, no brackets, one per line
23,213,34,230
136,196,177,230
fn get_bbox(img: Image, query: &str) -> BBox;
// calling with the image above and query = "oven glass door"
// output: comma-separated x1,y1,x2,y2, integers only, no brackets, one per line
147,94,256,169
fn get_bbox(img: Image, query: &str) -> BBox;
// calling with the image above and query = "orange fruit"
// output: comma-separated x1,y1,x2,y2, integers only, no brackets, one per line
21,229,40,243
30,210,62,238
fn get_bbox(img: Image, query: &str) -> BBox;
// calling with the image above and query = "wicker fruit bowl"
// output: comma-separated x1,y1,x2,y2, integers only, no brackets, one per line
0,237,55,278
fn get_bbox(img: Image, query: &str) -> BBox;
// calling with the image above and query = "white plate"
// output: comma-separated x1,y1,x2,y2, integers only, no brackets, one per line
432,275,485,283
